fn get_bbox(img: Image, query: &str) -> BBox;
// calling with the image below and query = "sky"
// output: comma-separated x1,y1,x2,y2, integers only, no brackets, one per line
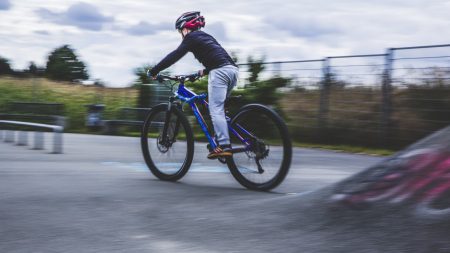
1,0,450,87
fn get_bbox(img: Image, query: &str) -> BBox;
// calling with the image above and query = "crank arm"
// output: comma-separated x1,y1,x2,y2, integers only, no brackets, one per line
230,147,248,154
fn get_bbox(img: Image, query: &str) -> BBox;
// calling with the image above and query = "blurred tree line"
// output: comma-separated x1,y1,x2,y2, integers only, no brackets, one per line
0,45,90,83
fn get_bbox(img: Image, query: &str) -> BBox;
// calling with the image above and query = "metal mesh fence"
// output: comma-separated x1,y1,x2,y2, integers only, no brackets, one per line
238,44,450,149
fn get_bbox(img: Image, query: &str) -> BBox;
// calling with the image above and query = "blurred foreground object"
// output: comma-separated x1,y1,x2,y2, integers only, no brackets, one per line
332,125,450,220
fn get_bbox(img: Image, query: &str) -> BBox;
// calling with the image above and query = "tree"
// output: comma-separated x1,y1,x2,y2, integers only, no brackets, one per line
133,65,173,108
133,64,154,108
246,55,265,84
134,64,152,85
245,77,291,106
27,61,38,75
45,45,89,82
0,56,13,75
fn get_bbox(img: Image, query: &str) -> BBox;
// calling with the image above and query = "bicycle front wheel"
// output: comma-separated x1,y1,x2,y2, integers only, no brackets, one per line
227,104,292,191
141,103,194,181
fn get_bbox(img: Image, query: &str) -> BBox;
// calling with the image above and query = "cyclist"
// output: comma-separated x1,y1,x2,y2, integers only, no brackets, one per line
149,11,239,159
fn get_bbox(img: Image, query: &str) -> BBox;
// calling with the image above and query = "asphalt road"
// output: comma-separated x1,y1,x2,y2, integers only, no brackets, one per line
0,133,383,252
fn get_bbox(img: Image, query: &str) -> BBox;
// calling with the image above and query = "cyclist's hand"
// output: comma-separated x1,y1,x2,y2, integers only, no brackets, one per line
156,75,164,83
189,72,201,82
146,69,158,80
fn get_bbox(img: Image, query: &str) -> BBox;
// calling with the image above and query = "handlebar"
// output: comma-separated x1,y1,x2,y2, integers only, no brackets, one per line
154,73,201,83
145,70,206,103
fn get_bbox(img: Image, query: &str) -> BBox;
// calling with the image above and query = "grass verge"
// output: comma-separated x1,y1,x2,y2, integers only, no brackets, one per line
293,141,395,156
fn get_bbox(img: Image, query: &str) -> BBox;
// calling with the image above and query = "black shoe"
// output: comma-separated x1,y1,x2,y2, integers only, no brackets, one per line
207,144,232,159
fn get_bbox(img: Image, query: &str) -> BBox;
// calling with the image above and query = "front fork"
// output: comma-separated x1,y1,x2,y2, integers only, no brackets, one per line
161,97,182,146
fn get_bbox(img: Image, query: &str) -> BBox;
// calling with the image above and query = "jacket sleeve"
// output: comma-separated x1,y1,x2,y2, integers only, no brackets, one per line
150,41,190,76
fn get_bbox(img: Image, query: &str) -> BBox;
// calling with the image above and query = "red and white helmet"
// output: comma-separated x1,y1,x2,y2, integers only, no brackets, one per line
175,11,205,31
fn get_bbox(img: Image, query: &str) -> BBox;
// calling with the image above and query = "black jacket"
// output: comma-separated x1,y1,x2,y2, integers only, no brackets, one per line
150,30,236,76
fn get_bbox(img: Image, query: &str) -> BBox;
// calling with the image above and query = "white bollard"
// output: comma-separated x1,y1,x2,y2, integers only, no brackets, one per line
33,131,44,150
4,130,14,143
17,131,28,146
52,130,63,154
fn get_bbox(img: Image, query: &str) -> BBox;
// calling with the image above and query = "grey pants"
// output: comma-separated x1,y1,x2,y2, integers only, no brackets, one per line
208,65,239,145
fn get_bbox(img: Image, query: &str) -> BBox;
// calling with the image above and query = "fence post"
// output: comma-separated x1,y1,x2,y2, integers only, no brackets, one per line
318,58,331,137
381,48,394,147
273,62,282,76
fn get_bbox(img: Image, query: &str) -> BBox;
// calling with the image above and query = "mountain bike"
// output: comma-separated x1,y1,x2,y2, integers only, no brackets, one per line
140,73,292,191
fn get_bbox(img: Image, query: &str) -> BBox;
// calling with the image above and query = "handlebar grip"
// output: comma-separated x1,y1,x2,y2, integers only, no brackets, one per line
189,73,202,82
154,73,200,83
156,74,164,83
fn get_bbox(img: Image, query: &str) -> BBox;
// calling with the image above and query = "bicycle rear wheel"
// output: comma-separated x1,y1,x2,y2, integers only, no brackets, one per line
227,104,292,191
141,103,194,181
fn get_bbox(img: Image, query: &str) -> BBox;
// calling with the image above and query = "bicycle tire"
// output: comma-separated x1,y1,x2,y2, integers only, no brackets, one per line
141,103,194,181
226,104,292,191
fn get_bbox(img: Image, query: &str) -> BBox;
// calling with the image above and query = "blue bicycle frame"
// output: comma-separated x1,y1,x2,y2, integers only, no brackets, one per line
174,82,252,151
